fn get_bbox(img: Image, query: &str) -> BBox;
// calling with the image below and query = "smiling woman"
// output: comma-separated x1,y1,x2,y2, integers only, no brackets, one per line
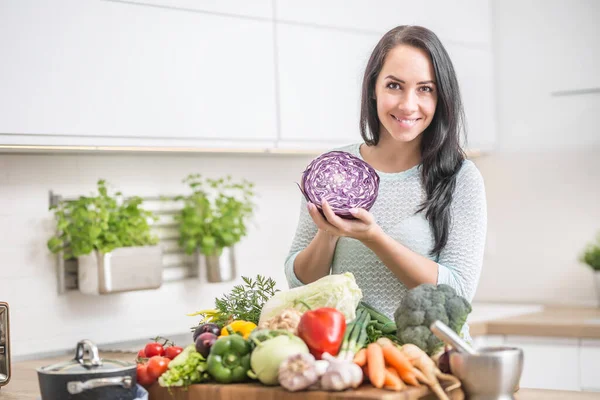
284,25,487,343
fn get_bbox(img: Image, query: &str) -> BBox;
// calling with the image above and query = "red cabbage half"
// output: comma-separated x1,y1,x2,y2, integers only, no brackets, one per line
299,151,380,219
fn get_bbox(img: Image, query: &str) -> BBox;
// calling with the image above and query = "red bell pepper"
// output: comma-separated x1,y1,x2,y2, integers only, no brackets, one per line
297,307,346,360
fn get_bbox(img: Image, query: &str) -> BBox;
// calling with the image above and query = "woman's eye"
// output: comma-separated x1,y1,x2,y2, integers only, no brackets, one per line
419,86,434,93
386,82,401,90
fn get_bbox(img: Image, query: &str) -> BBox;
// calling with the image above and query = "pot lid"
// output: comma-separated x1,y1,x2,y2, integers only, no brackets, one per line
38,340,135,375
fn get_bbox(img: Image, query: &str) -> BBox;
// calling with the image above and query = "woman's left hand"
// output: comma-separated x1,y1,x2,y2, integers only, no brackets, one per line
311,199,382,242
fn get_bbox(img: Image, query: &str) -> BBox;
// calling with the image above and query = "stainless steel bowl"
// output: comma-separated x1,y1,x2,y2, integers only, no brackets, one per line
450,346,524,400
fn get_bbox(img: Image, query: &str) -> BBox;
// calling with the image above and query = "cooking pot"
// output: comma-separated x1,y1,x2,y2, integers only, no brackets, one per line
37,339,136,400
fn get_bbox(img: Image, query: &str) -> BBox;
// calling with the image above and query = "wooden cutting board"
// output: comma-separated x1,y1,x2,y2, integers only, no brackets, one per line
148,382,464,400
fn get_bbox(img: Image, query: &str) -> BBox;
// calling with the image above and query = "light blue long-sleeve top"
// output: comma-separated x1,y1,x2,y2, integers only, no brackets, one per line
284,143,487,340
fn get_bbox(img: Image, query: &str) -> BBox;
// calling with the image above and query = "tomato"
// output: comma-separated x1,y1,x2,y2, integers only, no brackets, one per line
144,342,165,357
137,349,146,358
136,363,155,387
147,356,170,380
164,346,183,360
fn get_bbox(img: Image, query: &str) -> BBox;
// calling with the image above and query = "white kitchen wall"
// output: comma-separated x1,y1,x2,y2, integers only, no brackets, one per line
0,152,312,358
472,0,600,305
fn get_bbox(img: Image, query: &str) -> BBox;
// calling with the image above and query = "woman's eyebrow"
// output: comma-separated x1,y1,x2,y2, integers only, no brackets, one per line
384,75,436,85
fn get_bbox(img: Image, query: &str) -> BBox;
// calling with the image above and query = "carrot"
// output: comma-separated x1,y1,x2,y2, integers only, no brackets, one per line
381,344,419,386
353,348,367,366
362,364,370,381
367,343,386,388
387,367,399,378
400,344,450,400
383,367,405,391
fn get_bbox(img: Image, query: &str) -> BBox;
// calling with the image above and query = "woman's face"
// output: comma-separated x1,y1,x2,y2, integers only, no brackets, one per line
374,44,438,144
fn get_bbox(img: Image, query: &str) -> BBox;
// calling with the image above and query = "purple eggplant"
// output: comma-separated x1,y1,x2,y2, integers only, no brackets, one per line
192,323,221,342
195,332,218,358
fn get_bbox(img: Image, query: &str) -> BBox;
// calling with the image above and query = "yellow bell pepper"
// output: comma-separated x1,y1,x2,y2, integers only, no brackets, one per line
220,320,257,339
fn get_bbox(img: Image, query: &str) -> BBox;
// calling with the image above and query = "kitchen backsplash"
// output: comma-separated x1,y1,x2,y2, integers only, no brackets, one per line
1,147,599,359
0,151,313,359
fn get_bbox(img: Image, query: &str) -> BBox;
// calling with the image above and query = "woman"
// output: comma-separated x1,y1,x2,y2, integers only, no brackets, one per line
284,26,487,338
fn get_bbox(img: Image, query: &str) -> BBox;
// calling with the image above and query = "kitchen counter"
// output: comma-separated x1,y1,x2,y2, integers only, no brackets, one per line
468,304,600,338
2,352,600,399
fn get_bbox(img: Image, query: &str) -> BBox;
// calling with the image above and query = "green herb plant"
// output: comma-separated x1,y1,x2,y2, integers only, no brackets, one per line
47,179,158,258
580,232,600,271
175,173,256,257
209,275,278,326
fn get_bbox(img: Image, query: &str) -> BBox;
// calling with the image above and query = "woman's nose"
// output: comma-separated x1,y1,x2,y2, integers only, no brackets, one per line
397,90,418,114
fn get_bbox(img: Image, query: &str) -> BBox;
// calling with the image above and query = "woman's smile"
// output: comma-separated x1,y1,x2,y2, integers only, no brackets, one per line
390,114,421,128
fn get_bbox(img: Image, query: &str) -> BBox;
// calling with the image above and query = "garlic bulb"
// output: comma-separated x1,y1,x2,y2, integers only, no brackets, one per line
320,353,364,391
278,353,322,392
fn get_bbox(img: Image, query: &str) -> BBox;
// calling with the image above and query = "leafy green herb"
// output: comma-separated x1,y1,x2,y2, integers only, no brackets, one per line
212,275,279,325
581,232,600,271
365,322,402,346
47,179,158,258
175,173,256,256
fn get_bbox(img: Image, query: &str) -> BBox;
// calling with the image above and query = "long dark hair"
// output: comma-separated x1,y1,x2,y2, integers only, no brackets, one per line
359,25,466,257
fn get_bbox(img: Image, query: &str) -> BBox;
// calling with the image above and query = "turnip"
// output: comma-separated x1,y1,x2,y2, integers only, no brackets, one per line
249,332,309,385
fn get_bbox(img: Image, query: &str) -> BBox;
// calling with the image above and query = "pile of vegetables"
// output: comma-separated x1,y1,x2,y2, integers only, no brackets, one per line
138,274,470,400
299,150,380,219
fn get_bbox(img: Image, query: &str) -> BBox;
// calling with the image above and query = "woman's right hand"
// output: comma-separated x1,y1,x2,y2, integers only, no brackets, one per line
306,202,339,239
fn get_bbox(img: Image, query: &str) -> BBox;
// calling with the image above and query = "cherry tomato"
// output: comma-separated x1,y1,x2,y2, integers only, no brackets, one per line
147,356,170,380
137,349,146,358
136,363,154,387
144,342,165,358
164,346,183,360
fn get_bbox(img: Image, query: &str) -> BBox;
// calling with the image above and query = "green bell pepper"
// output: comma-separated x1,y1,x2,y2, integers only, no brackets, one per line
207,334,252,383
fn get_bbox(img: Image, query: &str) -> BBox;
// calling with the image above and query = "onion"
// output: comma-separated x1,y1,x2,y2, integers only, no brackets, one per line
300,151,380,219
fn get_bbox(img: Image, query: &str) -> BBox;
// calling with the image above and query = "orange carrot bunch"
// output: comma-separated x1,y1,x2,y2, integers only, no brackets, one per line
353,338,461,400
353,342,416,391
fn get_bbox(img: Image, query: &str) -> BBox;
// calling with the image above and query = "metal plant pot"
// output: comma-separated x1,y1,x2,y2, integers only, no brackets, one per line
78,246,163,295
197,247,236,283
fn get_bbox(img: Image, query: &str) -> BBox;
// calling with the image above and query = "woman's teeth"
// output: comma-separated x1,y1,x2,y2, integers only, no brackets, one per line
392,115,418,126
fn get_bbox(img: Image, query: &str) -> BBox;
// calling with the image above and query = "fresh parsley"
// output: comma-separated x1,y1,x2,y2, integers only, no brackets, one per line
213,275,279,325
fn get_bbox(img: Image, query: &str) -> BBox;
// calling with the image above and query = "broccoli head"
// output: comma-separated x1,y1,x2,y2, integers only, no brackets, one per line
393,283,472,355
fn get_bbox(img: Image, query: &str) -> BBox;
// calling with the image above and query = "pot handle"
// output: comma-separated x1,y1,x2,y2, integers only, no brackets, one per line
67,376,133,394
74,339,102,367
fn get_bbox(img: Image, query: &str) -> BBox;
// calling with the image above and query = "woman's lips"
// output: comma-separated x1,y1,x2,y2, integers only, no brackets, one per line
392,114,420,128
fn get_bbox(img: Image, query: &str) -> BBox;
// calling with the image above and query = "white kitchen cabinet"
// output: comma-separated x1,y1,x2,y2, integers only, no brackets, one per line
276,23,378,147
0,0,277,147
580,339,600,392
122,0,272,19
275,0,492,46
504,336,580,391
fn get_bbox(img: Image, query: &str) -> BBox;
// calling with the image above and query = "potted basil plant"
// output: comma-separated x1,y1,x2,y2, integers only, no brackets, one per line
580,232,600,306
47,180,161,295
175,173,256,283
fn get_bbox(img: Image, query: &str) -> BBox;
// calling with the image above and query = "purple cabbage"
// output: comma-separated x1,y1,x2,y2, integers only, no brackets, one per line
300,151,380,219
